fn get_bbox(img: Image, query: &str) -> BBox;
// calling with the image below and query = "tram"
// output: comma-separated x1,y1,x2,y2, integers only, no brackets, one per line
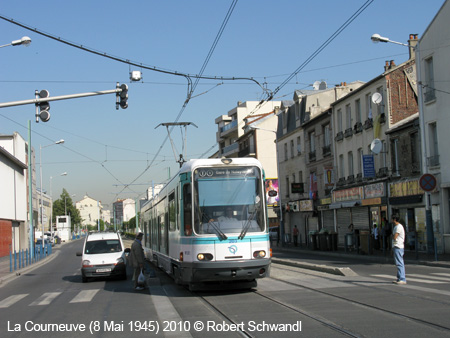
140,158,271,290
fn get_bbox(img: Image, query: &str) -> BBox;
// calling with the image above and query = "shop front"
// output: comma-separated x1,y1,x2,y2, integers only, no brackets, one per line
389,179,427,252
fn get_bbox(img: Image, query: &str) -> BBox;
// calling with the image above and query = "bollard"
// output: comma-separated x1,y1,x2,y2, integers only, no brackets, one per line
9,251,12,272
14,251,17,271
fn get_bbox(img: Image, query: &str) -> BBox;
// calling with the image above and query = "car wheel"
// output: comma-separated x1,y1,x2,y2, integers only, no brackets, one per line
82,275,88,283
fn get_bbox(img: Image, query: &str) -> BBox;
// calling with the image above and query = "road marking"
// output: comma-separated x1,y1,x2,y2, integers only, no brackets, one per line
432,273,450,278
408,274,450,282
69,289,100,303
372,274,446,284
0,294,28,308
29,292,61,306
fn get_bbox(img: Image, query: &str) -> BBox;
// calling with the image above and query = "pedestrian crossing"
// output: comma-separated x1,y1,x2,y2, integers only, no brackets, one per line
372,273,450,284
0,289,100,309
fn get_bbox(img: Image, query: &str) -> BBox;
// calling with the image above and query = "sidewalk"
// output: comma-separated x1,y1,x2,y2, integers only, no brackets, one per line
271,242,450,272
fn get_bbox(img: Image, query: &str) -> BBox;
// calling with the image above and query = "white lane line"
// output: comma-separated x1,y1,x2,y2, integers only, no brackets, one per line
29,292,62,306
69,289,100,303
0,294,28,308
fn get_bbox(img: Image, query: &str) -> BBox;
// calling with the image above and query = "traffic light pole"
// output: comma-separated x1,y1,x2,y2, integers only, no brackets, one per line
0,84,127,110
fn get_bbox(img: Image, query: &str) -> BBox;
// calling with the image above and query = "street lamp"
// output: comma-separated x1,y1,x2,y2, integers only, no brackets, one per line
39,140,64,242
248,124,285,246
370,34,408,47
0,36,32,48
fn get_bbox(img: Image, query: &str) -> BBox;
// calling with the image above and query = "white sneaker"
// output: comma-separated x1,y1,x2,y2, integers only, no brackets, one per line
135,286,145,290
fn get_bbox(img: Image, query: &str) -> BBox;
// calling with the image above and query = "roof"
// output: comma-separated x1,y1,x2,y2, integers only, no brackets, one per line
86,232,120,241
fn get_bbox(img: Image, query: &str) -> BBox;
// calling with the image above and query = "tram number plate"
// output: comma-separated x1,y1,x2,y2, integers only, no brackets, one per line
96,268,111,273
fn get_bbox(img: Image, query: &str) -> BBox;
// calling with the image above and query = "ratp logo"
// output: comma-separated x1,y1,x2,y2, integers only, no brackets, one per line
228,245,238,255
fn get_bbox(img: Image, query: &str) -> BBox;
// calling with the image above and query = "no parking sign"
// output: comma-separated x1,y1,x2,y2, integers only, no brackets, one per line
419,173,437,192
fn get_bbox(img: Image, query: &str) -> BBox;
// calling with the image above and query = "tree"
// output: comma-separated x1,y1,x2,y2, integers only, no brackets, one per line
53,189,81,231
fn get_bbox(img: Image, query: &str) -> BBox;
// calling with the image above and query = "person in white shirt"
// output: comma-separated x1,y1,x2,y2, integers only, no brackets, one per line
392,216,406,285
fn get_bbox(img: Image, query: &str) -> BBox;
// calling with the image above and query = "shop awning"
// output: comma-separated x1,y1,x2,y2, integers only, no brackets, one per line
341,201,360,208
328,203,342,209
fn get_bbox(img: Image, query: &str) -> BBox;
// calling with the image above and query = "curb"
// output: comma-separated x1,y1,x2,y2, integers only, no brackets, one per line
271,257,358,277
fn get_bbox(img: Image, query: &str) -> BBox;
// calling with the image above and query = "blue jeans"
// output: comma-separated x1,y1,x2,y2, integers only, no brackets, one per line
393,247,406,282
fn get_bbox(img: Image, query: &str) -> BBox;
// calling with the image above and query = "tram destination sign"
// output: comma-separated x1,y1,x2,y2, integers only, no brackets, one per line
196,167,257,179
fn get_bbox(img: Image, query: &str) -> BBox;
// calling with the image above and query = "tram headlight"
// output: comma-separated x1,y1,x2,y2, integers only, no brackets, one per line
197,253,213,261
253,250,266,259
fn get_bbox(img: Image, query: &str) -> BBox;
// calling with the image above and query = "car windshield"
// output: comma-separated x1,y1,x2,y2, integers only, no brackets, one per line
85,240,122,254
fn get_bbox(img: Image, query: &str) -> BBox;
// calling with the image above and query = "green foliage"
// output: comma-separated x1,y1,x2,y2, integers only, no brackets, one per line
52,188,81,231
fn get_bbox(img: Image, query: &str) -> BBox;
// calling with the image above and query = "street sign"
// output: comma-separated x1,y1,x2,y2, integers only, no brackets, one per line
419,173,437,192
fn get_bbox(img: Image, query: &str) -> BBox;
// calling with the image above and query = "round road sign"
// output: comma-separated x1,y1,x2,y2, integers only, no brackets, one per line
419,173,437,192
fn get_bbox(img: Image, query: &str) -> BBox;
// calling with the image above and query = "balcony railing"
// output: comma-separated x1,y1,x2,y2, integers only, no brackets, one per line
354,122,363,134
335,131,344,142
322,145,331,157
344,128,353,138
221,142,239,156
363,118,373,130
220,120,237,133
309,150,316,162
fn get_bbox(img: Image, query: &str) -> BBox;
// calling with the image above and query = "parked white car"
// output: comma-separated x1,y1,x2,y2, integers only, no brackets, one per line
76,232,130,283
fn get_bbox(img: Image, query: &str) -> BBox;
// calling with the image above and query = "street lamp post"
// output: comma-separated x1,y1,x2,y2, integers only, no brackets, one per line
248,124,285,246
0,36,31,48
371,33,435,254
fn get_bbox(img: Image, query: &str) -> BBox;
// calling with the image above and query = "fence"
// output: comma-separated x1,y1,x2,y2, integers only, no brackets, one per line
9,243,53,272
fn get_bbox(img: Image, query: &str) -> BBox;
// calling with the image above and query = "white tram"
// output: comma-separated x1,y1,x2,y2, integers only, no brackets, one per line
140,158,271,290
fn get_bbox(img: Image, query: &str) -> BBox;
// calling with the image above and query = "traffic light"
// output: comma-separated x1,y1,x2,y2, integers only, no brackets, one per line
116,83,128,109
36,90,51,122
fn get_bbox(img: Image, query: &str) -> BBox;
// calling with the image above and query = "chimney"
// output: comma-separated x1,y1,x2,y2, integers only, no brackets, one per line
390,60,396,69
408,34,419,59
384,60,390,72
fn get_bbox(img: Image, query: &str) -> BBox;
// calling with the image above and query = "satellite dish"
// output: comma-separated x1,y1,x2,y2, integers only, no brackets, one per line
372,92,383,105
313,81,321,90
370,138,382,154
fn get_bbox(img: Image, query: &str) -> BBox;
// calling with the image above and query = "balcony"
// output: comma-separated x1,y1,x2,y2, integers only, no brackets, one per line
221,142,239,157
309,150,316,162
353,122,363,134
322,145,331,157
356,173,363,182
344,128,353,138
220,120,237,133
347,175,355,183
376,167,389,178
335,131,344,142
337,177,346,186
238,145,255,157
363,118,373,130
379,113,386,124
427,155,440,167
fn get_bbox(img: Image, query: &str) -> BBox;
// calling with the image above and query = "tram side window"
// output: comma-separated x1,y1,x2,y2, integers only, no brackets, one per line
183,183,192,236
169,191,176,232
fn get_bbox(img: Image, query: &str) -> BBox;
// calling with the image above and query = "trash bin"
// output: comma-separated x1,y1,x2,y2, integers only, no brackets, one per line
309,231,318,250
318,234,328,251
330,232,338,251
359,230,372,254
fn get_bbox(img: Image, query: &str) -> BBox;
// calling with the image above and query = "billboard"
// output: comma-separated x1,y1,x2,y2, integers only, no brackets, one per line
265,178,279,206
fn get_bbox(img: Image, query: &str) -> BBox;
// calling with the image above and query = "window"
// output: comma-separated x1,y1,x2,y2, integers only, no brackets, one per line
424,57,435,102
298,171,303,184
296,136,301,154
410,132,421,172
428,122,439,166
309,131,315,152
290,140,294,158
346,104,352,129
339,154,345,179
285,176,290,197
391,139,399,175
323,124,331,147
365,93,372,120
348,151,354,176
355,99,362,123
337,109,343,132
357,148,363,175
284,143,288,161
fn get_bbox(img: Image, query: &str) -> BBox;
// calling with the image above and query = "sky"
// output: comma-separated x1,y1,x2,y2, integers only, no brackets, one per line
0,0,445,211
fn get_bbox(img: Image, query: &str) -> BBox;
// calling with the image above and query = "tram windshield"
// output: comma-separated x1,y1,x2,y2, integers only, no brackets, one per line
193,166,265,239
